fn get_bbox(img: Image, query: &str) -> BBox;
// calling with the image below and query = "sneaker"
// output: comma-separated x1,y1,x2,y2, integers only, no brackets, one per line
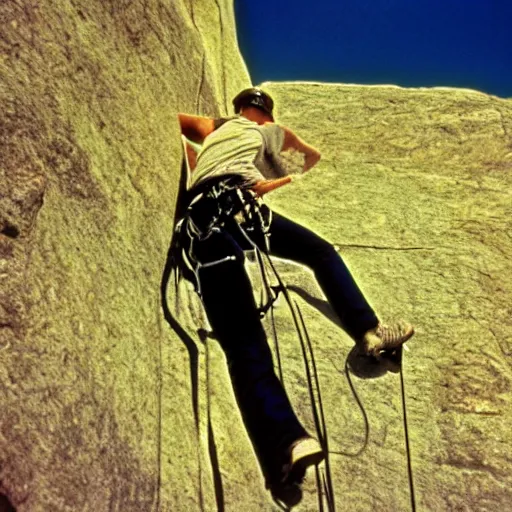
363,321,415,358
288,437,325,479
270,480,303,509
269,437,325,509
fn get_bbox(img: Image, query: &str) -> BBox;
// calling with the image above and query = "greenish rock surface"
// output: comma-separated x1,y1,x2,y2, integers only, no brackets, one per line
1,1,511,510
256,81,512,511
0,1,249,510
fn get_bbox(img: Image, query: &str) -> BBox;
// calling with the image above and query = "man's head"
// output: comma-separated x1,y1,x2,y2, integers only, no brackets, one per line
232,87,275,124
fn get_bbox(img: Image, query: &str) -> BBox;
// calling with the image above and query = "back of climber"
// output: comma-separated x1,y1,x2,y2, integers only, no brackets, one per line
177,87,415,508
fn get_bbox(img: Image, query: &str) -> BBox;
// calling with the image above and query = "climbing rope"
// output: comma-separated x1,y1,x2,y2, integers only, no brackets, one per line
259,237,417,512
398,348,417,512
329,356,370,458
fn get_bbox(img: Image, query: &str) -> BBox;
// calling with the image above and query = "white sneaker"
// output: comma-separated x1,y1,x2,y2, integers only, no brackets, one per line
270,437,324,509
288,437,325,478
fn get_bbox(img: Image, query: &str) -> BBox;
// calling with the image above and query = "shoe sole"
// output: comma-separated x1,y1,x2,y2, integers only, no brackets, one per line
271,482,303,509
289,447,325,482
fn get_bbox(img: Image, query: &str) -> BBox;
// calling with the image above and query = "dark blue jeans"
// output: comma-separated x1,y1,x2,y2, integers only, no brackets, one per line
193,207,378,485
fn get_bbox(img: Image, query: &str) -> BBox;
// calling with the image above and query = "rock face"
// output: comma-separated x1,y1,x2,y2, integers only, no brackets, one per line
258,81,512,511
0,1,250,510
2,1,511,511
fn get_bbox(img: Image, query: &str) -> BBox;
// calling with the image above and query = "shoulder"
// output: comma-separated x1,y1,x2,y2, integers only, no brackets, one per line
178,113,216,143
213,115,242,130
256,122,285,154
258,122,285,140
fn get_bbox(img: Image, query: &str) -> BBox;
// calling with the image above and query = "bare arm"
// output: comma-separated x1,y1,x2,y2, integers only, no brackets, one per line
178,113,216,144
250,124,321,196
280,125,321,172
185,140,198,171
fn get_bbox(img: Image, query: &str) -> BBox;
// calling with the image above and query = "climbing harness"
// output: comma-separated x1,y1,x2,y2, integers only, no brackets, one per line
166,176,417,512
172,176,270,295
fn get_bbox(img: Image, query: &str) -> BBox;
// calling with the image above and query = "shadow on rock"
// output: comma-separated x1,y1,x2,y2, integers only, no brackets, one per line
159,156,224,512
286,285,402,379
286,284,342,328
347,345,402,379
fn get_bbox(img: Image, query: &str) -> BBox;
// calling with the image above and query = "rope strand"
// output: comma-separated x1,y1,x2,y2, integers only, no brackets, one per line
398,348,417,512
328,357,370,458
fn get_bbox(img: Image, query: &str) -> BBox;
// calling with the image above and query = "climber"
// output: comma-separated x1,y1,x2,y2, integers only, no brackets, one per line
176,87,415,507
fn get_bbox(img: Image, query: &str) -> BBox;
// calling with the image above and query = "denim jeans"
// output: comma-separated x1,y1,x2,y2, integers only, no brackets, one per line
192,205,378,485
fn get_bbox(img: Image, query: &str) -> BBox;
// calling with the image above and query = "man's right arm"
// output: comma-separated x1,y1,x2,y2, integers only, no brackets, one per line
280,125,321,172
178,113,216,144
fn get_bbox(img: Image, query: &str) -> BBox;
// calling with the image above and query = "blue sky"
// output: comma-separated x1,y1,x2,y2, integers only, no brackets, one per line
234,0,512,98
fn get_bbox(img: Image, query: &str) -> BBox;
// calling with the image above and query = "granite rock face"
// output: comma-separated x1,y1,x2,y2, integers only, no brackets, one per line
258,81,512,511
2,1,511,510
0,1,249,510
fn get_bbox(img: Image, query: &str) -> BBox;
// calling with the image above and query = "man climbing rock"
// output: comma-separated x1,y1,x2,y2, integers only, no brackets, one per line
176,87,415,507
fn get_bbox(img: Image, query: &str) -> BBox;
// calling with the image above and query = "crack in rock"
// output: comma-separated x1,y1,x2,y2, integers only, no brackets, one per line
333,243,436,251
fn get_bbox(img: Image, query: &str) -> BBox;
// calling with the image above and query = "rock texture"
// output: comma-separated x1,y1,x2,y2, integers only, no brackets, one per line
0,1,249,510
2,1,511,510
258,81,512,511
